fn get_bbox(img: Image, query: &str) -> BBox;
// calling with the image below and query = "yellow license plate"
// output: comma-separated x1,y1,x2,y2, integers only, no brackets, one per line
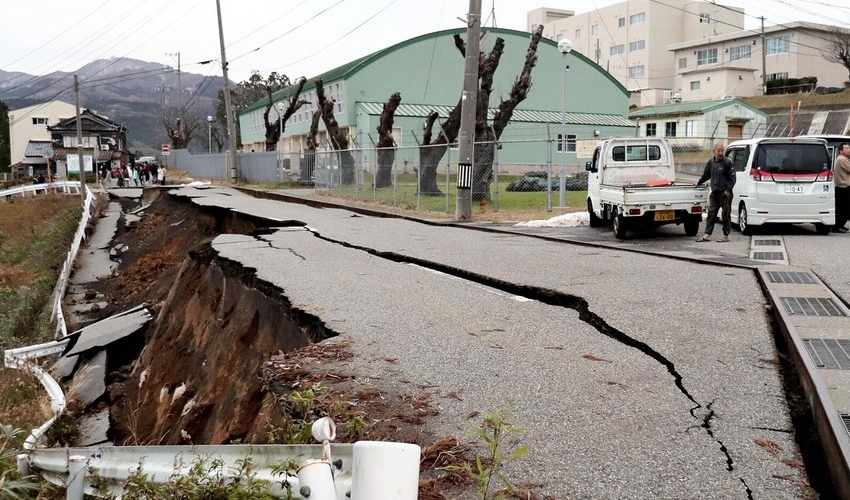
654,210,675,221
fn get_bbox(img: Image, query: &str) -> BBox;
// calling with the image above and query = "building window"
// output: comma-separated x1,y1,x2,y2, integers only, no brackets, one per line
646,123,657,136
699,13,711,24
610,44,625,56
630,12,646,25
63,136,97,148
766,36,790,55
729,44,751,61
575,28,581,39
618,17,625,28
690,81,701,90
678,57,687,69
697,48,718,65
767,72,789,81
32,117,48,125
686,120,698,137
628,65,645,78
665,122,677,137
557,133,577,153
629,40,645,52
591,24,598,35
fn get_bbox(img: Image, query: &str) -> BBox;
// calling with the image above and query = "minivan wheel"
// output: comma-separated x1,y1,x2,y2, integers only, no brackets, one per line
738,204,753,235
815,223,832,236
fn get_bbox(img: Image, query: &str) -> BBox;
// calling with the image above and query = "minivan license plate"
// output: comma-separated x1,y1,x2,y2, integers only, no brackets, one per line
784,185,805,193
654,210,675,221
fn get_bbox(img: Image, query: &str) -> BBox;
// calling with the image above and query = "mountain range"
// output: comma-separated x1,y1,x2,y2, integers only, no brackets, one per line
0,57,225,155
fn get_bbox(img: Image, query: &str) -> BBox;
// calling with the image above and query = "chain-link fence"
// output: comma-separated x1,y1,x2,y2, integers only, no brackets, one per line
281,138,595,215
175,136,731,215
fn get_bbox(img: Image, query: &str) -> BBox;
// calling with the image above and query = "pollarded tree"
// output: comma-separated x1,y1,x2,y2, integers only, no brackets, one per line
375,92,402,188
418,25,544,198
214,71,295,151
315,79,356,185
304,105,322,184
825,25,850,84
262,77,307,151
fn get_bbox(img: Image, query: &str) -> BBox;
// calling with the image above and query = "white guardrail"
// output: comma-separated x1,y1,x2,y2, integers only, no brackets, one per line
51,182,93,339
0,180,82,199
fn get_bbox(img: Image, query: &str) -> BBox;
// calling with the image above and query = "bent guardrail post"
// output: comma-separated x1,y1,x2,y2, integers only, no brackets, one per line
67,455,87,500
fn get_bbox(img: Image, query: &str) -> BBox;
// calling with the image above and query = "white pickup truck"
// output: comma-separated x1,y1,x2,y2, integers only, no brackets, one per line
585,138,707,239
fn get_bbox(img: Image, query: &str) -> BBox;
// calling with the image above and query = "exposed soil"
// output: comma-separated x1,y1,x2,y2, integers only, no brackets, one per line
67,189,484,499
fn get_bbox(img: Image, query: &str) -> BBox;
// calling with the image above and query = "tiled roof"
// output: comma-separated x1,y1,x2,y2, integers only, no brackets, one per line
24,140,53,158
357,102,635,127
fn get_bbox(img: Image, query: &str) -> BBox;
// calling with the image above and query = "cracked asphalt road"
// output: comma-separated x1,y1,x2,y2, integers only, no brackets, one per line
181,186,807,498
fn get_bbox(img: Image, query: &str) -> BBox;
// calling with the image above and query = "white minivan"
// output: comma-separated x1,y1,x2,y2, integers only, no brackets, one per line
725,137,834,235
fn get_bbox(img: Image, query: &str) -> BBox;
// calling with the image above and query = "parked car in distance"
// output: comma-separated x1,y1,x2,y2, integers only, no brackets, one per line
137,156,158,166
725,137,834,235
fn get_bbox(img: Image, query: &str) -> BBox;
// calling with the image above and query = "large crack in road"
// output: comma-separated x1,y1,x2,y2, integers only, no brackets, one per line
254,225,755,497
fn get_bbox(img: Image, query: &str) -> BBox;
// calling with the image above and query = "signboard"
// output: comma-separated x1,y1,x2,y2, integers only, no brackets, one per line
66,154,93,174
161,144,171,156
576,140,599,159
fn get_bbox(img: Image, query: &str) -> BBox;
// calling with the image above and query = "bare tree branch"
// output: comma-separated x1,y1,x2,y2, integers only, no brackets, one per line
492,24,544,139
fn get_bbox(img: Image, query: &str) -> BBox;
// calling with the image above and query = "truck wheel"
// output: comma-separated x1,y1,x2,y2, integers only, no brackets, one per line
612,209,627,239
588,199,603,227
738,203,753,235
684,215,700,236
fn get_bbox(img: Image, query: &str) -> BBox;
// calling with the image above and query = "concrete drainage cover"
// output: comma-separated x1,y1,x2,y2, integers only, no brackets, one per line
750,236,789,265
781,297,845,317
803,339,850,369
752,251,785,261
753,239,782,246
766,271,815,284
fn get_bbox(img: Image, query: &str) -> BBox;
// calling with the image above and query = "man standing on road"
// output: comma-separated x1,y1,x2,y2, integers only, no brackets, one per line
695,142,736,242
833,142,850,233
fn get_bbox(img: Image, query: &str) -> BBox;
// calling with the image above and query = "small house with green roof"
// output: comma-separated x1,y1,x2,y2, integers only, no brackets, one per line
628,97,767,150
238,27,637,173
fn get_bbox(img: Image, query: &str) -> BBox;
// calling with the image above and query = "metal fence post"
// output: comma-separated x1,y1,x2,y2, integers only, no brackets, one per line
546,124,553,212
446,144,451,214
66,455,86,500
492,128,499,213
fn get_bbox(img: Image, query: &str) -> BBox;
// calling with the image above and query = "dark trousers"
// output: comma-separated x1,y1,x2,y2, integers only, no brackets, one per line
704,190,732,236
837,186,850,229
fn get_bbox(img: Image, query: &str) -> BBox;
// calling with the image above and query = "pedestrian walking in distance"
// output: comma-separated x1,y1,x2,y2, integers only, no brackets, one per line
695,142,736,242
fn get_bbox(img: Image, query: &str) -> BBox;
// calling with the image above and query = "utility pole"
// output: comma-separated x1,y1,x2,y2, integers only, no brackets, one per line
455,0,481,221
216,0,239,184
166,51,181,168
760,17,767,96
74,75,85,203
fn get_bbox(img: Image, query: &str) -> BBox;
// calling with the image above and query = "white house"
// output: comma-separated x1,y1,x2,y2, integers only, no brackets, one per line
7,100,76,168
669,22,849,100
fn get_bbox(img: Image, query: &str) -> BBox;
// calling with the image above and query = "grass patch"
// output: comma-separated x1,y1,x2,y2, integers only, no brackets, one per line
0,193,82,451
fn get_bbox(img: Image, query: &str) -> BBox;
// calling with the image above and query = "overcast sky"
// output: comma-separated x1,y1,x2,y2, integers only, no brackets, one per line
1,0,847,84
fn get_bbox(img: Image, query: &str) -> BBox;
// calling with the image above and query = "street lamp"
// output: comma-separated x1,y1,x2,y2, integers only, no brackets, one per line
207,115,214,154
557,38,572,208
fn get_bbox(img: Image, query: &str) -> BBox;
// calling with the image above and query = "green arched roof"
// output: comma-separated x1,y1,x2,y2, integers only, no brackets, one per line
242,27,629,115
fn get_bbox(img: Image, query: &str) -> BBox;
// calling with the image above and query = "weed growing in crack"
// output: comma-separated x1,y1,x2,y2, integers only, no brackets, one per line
444,410,529,500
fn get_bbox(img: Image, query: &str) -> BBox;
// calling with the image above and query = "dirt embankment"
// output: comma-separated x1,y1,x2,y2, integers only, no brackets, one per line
80,191,438,450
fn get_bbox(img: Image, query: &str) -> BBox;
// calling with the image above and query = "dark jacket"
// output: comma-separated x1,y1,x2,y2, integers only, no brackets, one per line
697,156,736,192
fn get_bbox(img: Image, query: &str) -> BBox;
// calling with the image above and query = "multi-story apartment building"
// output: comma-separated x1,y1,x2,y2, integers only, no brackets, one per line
7,100,76,166
669,22,849,101
528,1,745,106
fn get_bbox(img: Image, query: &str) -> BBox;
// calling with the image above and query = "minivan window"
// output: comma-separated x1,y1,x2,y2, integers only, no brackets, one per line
727,146,750,172
752,143,830,173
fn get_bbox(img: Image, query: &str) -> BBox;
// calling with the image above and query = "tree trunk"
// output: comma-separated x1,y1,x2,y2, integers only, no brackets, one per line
376,93,401,188
265,78,308,152
302,108,322,184
472,128,496,202
315,79,355,185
